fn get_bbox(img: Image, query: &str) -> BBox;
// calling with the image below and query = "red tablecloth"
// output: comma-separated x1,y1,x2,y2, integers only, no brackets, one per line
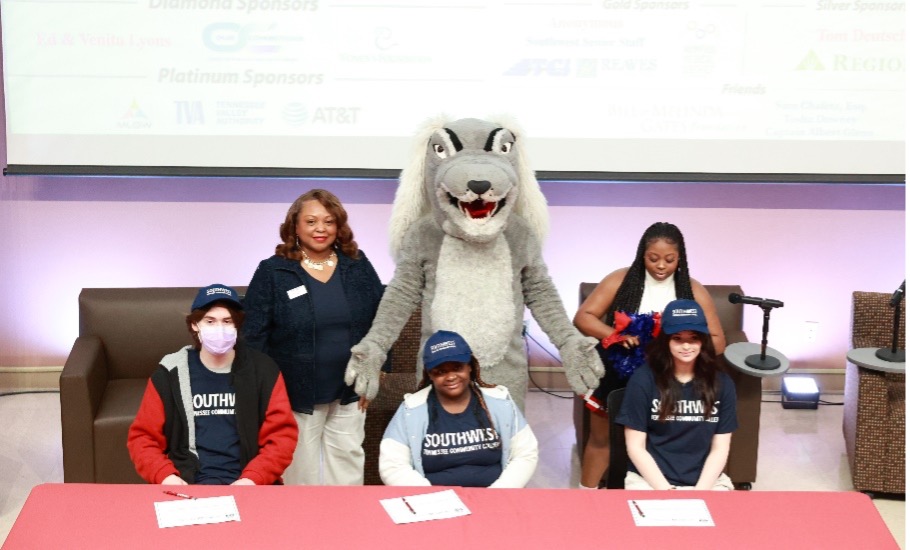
2,484,898,549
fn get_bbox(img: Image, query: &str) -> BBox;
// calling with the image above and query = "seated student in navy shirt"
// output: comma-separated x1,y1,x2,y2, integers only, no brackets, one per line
379,330,538,488
128,284,298,486
615,299,737,490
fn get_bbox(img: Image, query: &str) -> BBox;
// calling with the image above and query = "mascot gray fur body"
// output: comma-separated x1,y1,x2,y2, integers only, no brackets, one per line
345,116,603,411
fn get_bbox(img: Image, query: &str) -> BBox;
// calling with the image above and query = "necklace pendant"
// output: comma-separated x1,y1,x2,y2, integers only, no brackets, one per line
301,250,335,271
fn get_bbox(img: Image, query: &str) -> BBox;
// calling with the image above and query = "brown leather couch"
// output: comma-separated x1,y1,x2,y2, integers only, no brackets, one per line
572,283,761,489
60,287,246,483
60,286,419,485
843,291,905,495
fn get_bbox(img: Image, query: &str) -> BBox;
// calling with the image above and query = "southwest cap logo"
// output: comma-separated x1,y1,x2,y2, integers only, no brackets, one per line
430,340,457,354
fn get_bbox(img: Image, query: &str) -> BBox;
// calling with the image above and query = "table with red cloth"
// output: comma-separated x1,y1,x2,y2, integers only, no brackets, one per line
3,483,898,549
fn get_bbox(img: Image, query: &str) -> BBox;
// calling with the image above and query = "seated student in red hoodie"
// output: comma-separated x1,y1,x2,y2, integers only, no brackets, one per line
128,284,298,485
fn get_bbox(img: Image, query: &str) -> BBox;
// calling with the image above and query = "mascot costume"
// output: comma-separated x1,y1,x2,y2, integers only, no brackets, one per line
345,116,603,411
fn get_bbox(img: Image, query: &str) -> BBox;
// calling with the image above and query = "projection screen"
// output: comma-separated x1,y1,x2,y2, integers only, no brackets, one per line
1,0,905,178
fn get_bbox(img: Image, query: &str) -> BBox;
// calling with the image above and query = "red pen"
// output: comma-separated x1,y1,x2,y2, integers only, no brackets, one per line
163,490,196,500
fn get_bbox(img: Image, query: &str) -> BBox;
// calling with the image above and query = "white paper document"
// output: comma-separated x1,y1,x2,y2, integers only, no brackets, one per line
380,489,471,524
628,499,714,527
154,495,241,528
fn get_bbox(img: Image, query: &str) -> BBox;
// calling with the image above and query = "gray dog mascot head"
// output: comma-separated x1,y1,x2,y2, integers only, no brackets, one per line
389,115,549,258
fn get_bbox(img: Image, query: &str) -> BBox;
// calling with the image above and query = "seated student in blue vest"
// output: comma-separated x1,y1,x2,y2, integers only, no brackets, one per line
616,299,737,490
379,330,538,487
128,284,298,485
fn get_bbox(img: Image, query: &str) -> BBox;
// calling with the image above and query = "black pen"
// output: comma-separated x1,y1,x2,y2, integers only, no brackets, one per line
163,490,196,500
401,497,417,514
632,500,645,518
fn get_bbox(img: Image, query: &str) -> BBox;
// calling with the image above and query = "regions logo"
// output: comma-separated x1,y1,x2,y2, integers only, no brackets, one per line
796,50,826,71
796,50,903,72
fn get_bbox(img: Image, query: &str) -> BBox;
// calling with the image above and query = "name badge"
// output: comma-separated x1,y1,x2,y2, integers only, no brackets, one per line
287,285,308,300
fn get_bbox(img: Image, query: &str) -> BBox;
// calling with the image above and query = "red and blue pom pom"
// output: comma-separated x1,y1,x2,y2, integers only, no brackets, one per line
601,311,661,379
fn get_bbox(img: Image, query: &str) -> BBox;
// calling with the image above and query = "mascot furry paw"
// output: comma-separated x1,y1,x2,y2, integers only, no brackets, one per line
345,339,388,401
344,116,603,411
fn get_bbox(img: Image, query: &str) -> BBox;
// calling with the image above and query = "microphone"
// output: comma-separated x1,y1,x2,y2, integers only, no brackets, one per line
889,280,905,307
729,293,784,309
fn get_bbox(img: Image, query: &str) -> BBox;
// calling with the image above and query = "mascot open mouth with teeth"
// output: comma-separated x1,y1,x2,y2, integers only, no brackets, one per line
345,116,604,411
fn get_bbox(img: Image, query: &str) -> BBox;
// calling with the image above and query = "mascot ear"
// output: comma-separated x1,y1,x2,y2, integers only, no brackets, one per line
487,114,549,243
389,114,450,260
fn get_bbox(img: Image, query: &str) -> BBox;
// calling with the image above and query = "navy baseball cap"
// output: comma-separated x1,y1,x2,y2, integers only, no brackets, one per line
423,330,473,371
191,284,242,311
661,299,709,334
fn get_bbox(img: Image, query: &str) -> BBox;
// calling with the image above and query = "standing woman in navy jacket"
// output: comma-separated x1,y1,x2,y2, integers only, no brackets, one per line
243,189,385,485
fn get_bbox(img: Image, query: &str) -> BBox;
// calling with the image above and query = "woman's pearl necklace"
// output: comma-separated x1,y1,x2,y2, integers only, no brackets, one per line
302,249,336,271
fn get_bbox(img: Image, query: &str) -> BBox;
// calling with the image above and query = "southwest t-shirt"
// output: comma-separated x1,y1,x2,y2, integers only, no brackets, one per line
188,350,241,484
421,391,503,487
615,364,738,486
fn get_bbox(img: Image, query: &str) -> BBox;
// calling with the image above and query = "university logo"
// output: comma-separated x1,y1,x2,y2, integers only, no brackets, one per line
430,341,456,353
206,287,233,296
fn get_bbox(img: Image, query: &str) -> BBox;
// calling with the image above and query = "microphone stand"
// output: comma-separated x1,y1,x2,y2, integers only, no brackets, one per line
875,290,905,363
745,303,781,370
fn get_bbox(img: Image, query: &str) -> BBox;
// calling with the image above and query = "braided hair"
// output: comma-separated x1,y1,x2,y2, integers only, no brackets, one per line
420,357,498,434
607,222,694,325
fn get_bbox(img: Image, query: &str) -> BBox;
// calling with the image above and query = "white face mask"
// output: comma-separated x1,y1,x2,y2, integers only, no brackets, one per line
198,326,237,355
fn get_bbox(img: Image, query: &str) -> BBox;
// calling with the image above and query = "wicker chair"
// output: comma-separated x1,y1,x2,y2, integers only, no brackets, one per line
843,291,906,495
363,308,422,485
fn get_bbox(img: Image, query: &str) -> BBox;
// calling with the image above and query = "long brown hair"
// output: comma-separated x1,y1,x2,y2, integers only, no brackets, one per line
275,189,359,260
645,331,719,421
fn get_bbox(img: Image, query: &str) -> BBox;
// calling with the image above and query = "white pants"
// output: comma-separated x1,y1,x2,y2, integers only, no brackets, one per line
284,400,365,486
624,471,734,491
